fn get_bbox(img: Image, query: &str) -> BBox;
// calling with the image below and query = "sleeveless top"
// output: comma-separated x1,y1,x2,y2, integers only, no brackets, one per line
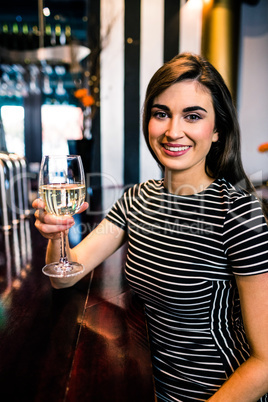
106,178,268,401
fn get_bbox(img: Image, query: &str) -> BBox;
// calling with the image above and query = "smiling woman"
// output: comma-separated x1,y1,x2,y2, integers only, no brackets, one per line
148,80,218,194
142,53,249,194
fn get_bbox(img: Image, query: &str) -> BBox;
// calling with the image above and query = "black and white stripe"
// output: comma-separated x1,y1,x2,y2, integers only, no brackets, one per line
106,178,268,401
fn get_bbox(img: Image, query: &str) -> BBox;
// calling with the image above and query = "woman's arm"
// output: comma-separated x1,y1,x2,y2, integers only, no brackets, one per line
33,198,127,289
207,272,268,401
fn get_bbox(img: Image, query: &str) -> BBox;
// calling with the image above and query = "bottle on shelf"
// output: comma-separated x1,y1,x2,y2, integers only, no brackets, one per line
60,27,66,46
65,25,72,45
44,24,52,47
11,23,18,50
31,25,39,49
0,23,5,48
21,23,29,50
1,24,11,49
50,25,56,46
55,24,61,46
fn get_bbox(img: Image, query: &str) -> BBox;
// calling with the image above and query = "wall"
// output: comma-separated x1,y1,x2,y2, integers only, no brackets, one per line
238,0,268,183
100,0,125,191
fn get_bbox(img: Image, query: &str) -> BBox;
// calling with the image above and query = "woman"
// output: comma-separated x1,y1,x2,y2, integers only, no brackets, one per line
33,53,268,401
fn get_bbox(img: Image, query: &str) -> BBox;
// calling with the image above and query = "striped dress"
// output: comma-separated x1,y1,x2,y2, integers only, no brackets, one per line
106,178,268,401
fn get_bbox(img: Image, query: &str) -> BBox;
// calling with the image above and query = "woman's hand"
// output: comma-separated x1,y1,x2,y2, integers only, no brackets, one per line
33,198,125,288
32,198,89,240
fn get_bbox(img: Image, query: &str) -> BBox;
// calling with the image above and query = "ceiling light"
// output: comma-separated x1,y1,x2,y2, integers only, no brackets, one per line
43,7,50,17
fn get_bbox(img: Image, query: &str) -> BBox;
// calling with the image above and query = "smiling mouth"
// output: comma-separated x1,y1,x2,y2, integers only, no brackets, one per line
163,144,191,152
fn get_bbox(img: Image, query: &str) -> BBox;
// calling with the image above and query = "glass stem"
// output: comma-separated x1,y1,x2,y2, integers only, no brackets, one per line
59,231,68,265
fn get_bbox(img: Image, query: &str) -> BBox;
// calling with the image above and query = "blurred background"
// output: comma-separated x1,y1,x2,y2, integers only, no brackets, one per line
0,0,267,196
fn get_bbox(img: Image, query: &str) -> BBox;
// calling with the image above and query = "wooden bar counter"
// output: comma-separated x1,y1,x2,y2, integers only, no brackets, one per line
0,190,155,402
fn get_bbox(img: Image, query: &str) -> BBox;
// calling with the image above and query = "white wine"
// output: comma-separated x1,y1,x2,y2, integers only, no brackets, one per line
40,183,86,216
39,155,86,278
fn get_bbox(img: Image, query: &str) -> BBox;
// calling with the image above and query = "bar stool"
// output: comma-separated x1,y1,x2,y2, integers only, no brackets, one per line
0,152,18,226
15,154,32,267
0,152,23,275
0,157,19,281
18,155,32,268
0,159,10,230
19,157,30,217
9,153,24,220
9,153,31,269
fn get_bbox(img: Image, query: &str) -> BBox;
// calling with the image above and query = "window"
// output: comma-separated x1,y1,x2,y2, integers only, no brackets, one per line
1,105,25,156
41,104,83,156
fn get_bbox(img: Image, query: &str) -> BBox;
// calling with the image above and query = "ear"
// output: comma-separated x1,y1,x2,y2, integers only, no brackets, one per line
212,129,219,143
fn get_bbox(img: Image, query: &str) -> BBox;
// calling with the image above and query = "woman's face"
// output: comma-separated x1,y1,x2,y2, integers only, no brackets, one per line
148,80,218,189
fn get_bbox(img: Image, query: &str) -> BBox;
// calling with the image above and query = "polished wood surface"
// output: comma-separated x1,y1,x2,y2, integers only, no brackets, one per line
0,191,155,402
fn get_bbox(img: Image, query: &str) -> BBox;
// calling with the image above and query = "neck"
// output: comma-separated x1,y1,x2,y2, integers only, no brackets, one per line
163,169,214,195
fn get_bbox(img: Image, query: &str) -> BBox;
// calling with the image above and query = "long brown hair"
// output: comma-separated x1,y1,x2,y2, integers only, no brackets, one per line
142,52,255,195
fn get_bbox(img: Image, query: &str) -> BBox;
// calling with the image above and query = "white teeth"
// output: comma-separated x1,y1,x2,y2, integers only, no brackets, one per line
164,145,190,152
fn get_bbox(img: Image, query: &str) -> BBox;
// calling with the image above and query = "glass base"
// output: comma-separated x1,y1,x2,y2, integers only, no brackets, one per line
42,261,84,278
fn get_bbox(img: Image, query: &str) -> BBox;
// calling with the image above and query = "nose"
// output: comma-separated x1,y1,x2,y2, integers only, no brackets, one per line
164,118,184,140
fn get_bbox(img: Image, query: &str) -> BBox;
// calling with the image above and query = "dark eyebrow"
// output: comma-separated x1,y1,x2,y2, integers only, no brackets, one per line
182,106,207,113
151,104,170,111
151,104,208,113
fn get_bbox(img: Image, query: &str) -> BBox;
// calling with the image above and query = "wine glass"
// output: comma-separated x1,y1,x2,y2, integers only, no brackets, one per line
39,155,86,277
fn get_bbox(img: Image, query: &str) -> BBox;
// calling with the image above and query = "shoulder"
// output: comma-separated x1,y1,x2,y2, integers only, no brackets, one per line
203,178,265,225
215,179,266,232
212,178,259,207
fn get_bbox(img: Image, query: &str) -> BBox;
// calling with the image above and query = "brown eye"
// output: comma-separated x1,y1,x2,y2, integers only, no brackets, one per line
185,114,201,121
152,111,168,119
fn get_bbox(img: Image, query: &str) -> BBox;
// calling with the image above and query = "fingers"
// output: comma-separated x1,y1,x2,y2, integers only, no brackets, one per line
32,198,45,210
34,214,74,239
32,198,75,240
77,202,89,214
34,207,73,225
34,219,74,239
